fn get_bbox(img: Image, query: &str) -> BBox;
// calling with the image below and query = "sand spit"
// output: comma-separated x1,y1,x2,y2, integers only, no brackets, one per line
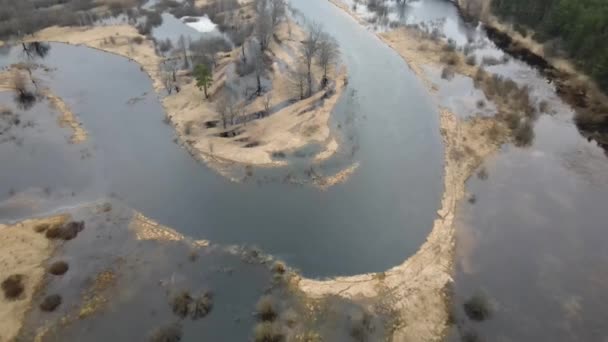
0,215,68,342
45,92,88,144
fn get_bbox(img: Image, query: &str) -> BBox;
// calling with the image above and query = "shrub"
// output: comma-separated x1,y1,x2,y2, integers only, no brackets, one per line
513,120,534,147
40,294,62,312
441,66,455,80
256,296,277,322
46,221,85,240
49,261,69,275
481,56,501,66
253,322,283,342
34,223,49,233
171,291,192,318
150,322,182,342
463,293,492,321
440,51,459,66
2,274,24,299
272,261,286,274
466,55,476,66
190,292,213,319
132,36,144,45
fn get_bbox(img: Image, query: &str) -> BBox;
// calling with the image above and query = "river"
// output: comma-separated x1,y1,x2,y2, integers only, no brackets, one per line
0,0,444,279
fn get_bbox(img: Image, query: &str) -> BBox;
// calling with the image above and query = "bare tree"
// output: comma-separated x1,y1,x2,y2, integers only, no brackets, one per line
317,33,339,88
264,93,272,113
161,71,174,94
301,22,323,97
254,9,273,51
269,0,286,29
177,35,189,69
289,59,308,100
215,90,231,129
12,71,29,97
251,41,265,96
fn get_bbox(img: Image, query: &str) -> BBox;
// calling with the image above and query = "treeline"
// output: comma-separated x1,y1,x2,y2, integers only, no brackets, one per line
0,0,143,39
490,0,608,92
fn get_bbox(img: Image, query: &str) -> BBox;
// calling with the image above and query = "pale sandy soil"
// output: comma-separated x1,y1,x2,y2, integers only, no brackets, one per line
0,215,68,342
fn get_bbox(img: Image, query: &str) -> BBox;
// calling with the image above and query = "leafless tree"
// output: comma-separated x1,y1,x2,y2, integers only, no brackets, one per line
12,71,29,97
215,90,231,129
317,32,339,88
177,35,189,69
254,9,273,51
269,0,286,29
301,22,323,97
289,59,308,100
251,41,265,96
161,71,173,94
264,93,272,113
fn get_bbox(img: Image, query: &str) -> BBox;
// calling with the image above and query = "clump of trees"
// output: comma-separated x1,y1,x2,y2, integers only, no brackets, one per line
292,23,340,99
0,0,136,39
490,0,608,93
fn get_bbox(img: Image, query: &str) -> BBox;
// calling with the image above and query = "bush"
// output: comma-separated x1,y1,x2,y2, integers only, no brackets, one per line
256,296,277,322
45,221,85,240
34,223,49,233
150,322,182,342
481,56,501,66
466,55,476,66
253,322,283,342
441,66,455,80
2,274,24,299
132,36,144,45
440,51,459,66
40,294,62,312
463,293,492,321
49,261,69,275
171,291,192,318
513,120,534,147
190,292,213,319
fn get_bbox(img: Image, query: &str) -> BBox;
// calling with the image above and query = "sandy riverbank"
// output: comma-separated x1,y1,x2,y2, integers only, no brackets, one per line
0,215,68,342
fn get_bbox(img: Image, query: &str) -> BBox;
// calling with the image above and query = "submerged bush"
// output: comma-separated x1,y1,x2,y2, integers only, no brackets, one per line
40,294,62,312
190,291,213,319
2,274,24,299
253,322,283,342
256,296,278,322
150,322,182,342
463,293,492,321
49,261,69,275
170,291,193,318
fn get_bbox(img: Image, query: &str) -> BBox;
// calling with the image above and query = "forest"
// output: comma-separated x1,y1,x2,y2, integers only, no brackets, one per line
491,0,608,92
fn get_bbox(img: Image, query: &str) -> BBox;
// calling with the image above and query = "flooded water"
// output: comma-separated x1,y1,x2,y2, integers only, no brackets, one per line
0,0,444,278
341,0,608,340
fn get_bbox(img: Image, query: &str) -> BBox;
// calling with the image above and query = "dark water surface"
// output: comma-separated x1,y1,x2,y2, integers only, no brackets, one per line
0,0,444,278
